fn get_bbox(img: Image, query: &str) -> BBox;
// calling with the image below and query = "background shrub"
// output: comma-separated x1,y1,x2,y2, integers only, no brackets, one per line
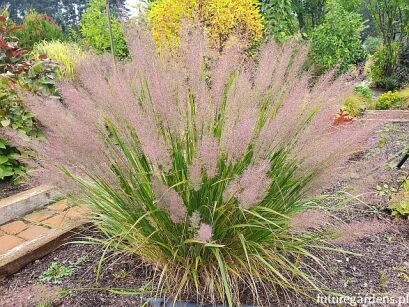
13,29,376,305
148,0,264,51
80,0,128,58
375,91,405,110
4,0,129,31
310,0,366,73
342,86,374,117
365,0,409,89
389,178,409,219
354,85,374,101
261,0,298,42
363,36,382,55
370,42,400,90
14,12,66,49
0,14,57,182
0,139,26,182
34,41,87,79
0,79,38,136
398,86,409,109
394,43,409,89
147,0,196,51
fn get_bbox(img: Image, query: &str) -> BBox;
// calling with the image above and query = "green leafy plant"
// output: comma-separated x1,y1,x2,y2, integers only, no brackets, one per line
0,14,55,134
0,139,26,182
0,14,33,182
375,91,405,110
16,30,375,305
14,12,66,49
369,42,409,90
365,0,409,53
397,86,409,109
39,261,73,284
38,256,87,284
396,266,409,282
0,79,38,136
290,0,326,34
18,57,60,97
310,0,366,74
389,198,409,219
354,85,374,101
0,17,30,76
365,0,409,90
389,177,409,219
0,13,58,183
80,0,128,59
0,14,58,130
375,183,397,197
342,95,369,118
340,86,373,118
262,0,298,42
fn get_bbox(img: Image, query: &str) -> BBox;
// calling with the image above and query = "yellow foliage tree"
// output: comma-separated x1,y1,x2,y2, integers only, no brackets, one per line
148,0,264,51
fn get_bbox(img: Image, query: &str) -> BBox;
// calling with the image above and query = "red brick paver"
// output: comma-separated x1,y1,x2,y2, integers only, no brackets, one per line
42,214,72,229
0,221,28,235
48,200,69,212
64,207,91,221
24,210,54,223
18,225,51,241
0,235,25,253
0,200,89,266
0,194,92,277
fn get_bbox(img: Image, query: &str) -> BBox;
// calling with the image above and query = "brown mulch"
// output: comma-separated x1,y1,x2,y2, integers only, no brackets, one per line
0,181,33,199
0,240,149,307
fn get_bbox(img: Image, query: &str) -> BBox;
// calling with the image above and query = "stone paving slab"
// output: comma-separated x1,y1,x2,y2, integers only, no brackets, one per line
0,221,28,235
0,200,91,277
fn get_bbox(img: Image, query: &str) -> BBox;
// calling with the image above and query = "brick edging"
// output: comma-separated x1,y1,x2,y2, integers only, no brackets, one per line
0,222,90,278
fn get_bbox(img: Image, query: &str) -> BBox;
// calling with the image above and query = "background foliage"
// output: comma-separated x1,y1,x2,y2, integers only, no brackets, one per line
0,14,57,182
365,0,409,89
370,42,400,90
261,0,298,42
34,41,87,79
290,0,326,34
310,0,365,74
14,12,66,49
0,0,128,30
80,0,128,58
148,0,264,51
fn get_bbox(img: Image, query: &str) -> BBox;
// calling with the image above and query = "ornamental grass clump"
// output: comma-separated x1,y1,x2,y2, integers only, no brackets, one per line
34,41,87,79
9,27,376,305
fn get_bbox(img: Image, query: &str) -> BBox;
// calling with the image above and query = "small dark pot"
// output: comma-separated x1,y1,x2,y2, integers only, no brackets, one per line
142,297,256,307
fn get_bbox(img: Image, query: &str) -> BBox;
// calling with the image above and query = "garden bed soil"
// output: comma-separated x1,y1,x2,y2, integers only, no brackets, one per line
0,121,408,307
0,181,34,199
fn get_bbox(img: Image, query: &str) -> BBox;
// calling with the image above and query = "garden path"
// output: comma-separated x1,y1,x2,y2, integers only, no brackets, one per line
0,197,90,277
